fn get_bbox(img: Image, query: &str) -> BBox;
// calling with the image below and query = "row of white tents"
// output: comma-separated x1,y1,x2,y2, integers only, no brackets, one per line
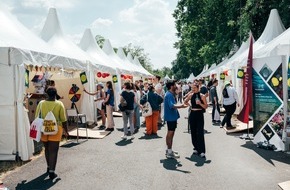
195,9,290,111
0,7,153,161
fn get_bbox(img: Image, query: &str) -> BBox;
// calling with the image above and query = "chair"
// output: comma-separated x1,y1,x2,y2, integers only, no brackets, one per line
66,109,88,143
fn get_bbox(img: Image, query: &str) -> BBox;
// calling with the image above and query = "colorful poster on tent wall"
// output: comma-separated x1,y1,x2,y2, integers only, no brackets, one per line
253,56,285,151
25,69,29,87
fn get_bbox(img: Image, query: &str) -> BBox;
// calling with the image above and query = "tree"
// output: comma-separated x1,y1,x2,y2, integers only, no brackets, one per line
123,43,153,72
95,35,105,48
172,0,289,79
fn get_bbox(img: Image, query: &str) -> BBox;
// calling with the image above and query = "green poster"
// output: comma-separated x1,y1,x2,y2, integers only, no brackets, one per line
25,69,29,87
80,72,88,84
112,75,118,83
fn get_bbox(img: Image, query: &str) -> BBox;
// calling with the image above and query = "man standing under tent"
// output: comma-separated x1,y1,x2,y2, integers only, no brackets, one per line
210,79,221,125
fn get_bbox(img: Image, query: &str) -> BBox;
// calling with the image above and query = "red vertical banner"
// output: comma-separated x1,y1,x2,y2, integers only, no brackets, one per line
237,34,254,123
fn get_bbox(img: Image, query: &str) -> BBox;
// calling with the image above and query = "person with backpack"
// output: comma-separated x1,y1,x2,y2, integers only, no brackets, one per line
221,81,240,129
35,87,68,181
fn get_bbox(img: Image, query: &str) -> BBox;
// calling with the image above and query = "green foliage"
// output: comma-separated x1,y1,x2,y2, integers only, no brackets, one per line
123,43,153,72
173,0,290,79
95,35,105,48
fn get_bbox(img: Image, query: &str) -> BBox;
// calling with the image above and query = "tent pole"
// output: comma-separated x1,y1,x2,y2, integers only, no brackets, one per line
9,48,19,161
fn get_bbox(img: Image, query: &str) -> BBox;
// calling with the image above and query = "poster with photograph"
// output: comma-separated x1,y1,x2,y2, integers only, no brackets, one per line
253,56,285,151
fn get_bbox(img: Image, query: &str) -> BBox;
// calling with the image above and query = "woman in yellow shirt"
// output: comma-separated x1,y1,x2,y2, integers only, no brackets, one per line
35,87,68,181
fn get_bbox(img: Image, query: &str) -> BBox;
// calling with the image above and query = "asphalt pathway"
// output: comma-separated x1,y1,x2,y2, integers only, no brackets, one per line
3,108,290,190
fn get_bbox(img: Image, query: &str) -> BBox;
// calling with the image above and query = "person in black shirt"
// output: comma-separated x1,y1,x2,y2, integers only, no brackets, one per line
184,83,208,158
120,82,136,140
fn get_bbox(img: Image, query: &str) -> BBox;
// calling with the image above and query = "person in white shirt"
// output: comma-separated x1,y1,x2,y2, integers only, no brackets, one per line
221,81,240,129
154,75,165,126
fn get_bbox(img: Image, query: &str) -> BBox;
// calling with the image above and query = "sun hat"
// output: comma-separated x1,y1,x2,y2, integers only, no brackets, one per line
96,82,104,88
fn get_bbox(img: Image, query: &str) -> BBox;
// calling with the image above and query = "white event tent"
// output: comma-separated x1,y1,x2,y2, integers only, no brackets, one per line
40,8,100,123
0,7,88,161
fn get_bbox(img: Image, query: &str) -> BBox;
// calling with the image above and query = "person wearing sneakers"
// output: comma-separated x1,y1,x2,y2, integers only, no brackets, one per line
120,82,136,140
184,83,208,158
164,80,188,159
221,81,239,129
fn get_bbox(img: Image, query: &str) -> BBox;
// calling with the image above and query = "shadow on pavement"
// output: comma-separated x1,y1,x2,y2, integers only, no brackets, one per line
60,141,80,148
138,134,162,140
160,159,190,174
15,172,60,190
241,141,290,166
115,139,133,146
185,153,212,167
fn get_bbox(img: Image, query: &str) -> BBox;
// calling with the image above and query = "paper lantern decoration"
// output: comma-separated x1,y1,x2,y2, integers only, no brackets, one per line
101,73,107,78
224,70,228,76
112,75,118,83
97,72,102,78
237,69,244,79
105,73,110,77
123,75,127,79
80,72,88,84
128,75,133,79
220,73,225,80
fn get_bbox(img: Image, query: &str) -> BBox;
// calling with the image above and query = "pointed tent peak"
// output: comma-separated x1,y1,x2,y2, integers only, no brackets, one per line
127,52,134,62
40,8,64,42
79,28,101,51
133,56,141,66
256,9,285,44
117,47,127,60
102,39,115,55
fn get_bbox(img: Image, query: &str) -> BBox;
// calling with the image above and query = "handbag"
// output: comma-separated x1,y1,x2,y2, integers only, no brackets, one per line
142,94,152,117
30,118,43,142
214,109,220,121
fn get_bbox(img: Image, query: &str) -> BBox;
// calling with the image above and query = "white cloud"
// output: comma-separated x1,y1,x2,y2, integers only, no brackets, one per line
19,0,77,9
119,0,173,27
66,33,82,44
91,18,113,29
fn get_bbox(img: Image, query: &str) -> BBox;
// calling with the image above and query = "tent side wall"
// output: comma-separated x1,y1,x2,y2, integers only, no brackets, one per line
0,50,17,160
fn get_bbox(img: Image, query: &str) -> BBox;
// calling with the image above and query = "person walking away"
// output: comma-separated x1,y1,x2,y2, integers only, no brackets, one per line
154,75,165,126
35,87,68,180
210,79,220,125
120,82,136,139
83,83,106,129
103,81,115,131
164,80,188,159
184,83,208,158
221,81,240,129
140,84,163,135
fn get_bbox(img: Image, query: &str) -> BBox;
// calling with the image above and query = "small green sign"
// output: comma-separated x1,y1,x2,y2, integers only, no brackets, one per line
237,69,244,79
112,75,118,83
80,72,88,84
220,73,225,80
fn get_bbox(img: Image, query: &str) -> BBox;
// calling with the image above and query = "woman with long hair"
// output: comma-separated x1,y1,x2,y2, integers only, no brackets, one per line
84,83,106,129
103,81,115,131
132,83,141,132
184,83,208,158
35,87,68,181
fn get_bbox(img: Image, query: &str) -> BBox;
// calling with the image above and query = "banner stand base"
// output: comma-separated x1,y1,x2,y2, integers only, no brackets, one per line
240,133,254,140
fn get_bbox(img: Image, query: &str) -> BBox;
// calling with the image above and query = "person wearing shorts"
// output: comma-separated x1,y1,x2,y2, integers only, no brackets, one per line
35,87,68,181
164,80,187,159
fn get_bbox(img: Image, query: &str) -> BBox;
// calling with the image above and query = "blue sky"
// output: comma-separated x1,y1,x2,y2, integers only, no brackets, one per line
1,0,179,69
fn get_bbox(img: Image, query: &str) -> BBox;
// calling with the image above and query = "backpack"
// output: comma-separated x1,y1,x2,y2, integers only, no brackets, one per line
222,87,229,98
41,103,58,135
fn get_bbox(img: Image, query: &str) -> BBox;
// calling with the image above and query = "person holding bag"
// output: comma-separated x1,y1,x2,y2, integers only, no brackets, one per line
140,84,163,135
35,87,68,181
221,81,239,129
120,82,136,139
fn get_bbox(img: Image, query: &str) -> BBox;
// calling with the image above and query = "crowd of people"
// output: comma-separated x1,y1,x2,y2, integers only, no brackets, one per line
35,76,239,181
